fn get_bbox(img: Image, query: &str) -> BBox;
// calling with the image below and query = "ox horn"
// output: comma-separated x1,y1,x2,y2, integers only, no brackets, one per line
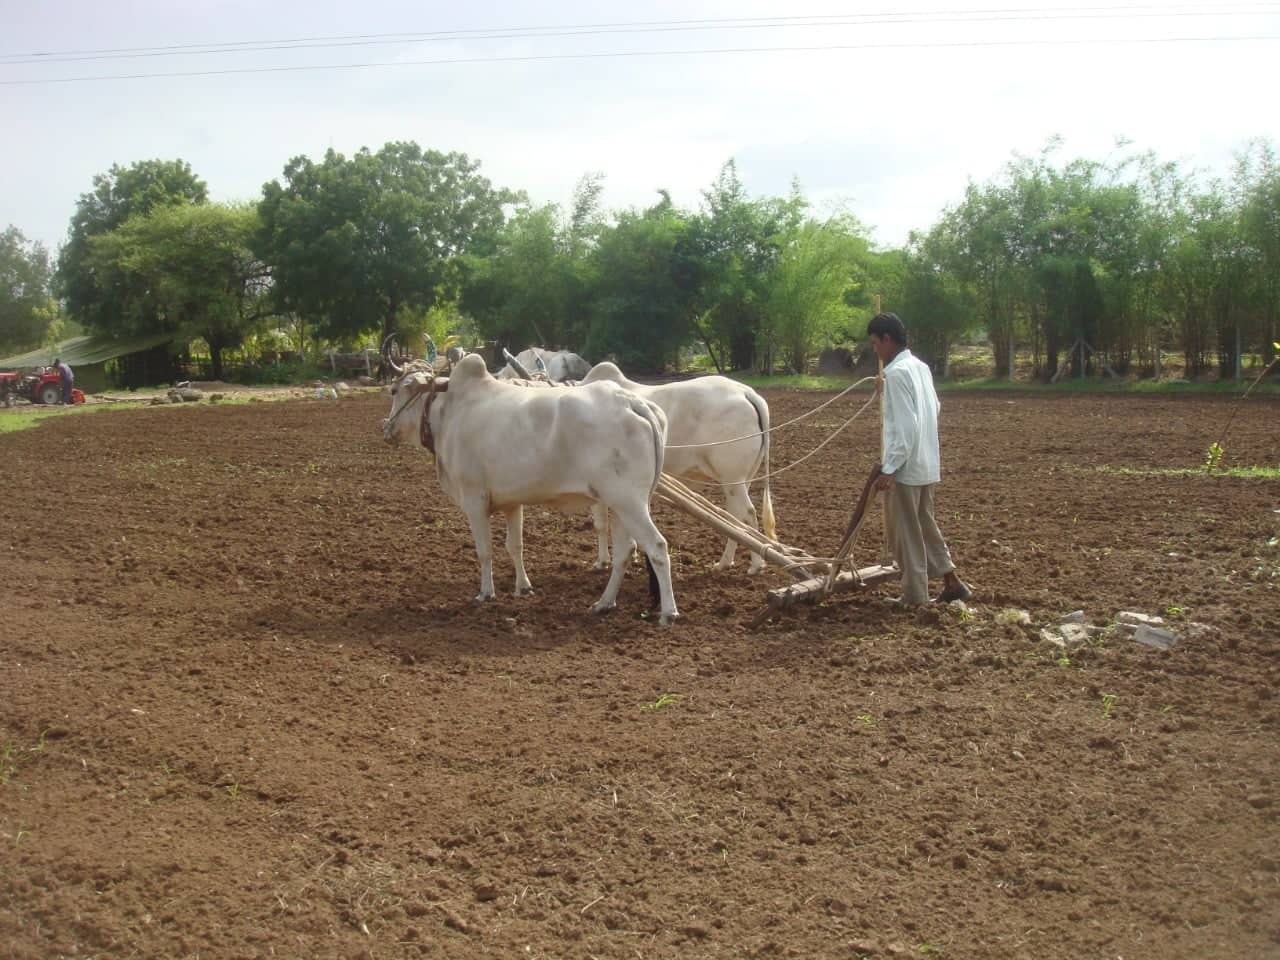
381,333,405,375
502,347,534,380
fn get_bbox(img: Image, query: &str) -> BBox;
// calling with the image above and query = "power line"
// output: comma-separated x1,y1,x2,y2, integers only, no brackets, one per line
4,9,1279,66
2,3,1277,62
2,34,1275,87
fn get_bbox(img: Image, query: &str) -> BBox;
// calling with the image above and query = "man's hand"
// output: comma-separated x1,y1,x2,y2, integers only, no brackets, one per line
874,372,884,399
874,472,895,493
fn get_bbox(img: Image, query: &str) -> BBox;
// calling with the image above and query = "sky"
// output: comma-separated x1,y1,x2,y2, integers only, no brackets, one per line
2,0,1278,256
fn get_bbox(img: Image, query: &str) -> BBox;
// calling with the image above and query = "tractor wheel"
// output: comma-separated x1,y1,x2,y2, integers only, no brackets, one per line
39,384,61,405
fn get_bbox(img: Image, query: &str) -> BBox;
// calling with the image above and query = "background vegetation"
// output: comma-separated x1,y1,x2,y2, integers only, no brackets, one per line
3,137,1277,383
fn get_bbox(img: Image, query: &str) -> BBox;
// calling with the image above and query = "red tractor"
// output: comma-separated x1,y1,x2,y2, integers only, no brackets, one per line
0,368,86,407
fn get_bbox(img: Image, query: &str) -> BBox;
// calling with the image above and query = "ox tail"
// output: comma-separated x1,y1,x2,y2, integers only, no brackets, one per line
629,395,667,497
746,388,777,541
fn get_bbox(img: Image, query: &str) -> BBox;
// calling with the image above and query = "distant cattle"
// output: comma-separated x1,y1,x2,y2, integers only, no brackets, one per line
497,347,591,383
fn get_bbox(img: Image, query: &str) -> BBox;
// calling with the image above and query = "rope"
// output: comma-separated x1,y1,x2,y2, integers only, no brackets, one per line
676,390,878,488
664,376,876,448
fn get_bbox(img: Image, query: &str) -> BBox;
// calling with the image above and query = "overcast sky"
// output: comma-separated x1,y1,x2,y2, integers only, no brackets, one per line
3,0,1277,255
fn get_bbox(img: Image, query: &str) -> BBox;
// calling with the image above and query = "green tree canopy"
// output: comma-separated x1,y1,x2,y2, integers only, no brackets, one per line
56,159,209,333
0,226,57,355
87,202,269,379
256,142,517,344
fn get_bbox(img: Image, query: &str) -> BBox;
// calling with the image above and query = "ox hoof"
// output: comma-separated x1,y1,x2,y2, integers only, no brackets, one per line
747,563,766,576
658,612,679,626
592,560,610,571
514,585,535,597
590,601,616,615
474,592,495,603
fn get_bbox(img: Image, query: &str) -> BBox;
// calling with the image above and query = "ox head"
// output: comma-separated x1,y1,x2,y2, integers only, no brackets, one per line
381,334,448,447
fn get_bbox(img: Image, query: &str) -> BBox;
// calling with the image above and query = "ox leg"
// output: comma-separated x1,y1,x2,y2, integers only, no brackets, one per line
504,506,533,596
591,520,633,616
716,482,766,574
461,495,497,602
590,502,612,570
603,505,679,625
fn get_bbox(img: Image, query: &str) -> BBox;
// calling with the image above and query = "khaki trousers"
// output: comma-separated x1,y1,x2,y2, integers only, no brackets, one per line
885,481,955,605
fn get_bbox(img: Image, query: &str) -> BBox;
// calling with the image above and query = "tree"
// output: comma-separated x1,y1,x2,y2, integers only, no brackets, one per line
56,159,209,333
585,194,698,372
760,217,869,374
898,231,976,376
0,226,57,354
87,203,270,379
256,142,516,345
1235,140,1280,366
686,161,804,371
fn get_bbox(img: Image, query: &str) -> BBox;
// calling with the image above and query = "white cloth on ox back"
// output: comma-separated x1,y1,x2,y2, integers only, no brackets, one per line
880,348,941,486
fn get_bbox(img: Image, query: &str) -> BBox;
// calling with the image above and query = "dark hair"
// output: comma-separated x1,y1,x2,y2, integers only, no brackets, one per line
866,312,907,347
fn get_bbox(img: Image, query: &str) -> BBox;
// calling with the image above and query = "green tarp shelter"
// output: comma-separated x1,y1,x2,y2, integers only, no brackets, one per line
0,333,174,392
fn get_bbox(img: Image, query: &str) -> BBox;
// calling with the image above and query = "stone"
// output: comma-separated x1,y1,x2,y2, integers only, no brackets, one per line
1133,624,1178,650
996,608,1032,626
1039,627,1066,648
1058,623,1094,646
1117,611,1165,628
1060,610,1086,624
334,381,351,392
1182,621,1214,640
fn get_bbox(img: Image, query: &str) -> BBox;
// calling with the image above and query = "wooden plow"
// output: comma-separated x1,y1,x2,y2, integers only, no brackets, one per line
653,465,898,626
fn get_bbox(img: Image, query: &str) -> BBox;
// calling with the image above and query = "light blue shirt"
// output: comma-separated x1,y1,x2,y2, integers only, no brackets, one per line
880,348,941,486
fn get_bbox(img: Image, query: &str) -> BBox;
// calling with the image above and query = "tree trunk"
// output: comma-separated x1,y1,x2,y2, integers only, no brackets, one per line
209,340,225,381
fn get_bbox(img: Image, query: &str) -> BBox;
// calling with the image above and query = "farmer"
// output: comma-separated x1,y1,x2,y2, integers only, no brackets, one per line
867,312,972,607
53,357,74,405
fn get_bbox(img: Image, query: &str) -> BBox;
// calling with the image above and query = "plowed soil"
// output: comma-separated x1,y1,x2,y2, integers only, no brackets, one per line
2,388,1278,960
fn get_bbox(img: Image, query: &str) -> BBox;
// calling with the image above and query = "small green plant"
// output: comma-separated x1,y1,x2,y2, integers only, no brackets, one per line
919,944,944,956
1055,655,1072,668
1203,441,1224,472
225,782,241,801
0,732,47,785
642,693,679,711
1204,342,1280,471
1165,605,1186,619
855,713,877,726
1100,693,1117,719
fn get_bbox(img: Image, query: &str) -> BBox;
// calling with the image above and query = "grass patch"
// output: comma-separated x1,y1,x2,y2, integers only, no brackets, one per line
944,376,1280,395
0,403,130,435
1093,465,1280,480
730,373,862,391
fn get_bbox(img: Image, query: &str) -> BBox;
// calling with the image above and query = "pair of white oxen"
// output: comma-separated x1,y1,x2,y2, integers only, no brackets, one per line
381,342,775,625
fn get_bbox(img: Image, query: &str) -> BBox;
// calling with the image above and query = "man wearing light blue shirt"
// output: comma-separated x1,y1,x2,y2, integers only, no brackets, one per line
868,313,971,607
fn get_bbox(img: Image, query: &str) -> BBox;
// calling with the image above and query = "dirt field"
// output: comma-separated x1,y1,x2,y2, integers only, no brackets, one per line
2,388,1277,960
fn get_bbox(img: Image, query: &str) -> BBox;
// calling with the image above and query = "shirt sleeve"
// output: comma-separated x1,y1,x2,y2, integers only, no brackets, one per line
881,370,918,476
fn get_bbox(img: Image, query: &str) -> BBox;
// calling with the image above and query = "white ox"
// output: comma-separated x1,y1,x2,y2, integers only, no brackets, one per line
581,363,776,574
497,347,591,383
382,352,679,623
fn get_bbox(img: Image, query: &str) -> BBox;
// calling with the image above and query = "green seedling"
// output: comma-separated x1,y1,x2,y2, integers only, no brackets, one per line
642,693,679,711
1101,693,1117,720
1165,605,1186,619
855,714,877,726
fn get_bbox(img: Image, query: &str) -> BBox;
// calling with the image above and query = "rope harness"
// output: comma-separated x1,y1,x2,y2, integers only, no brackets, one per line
419,385,441,454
